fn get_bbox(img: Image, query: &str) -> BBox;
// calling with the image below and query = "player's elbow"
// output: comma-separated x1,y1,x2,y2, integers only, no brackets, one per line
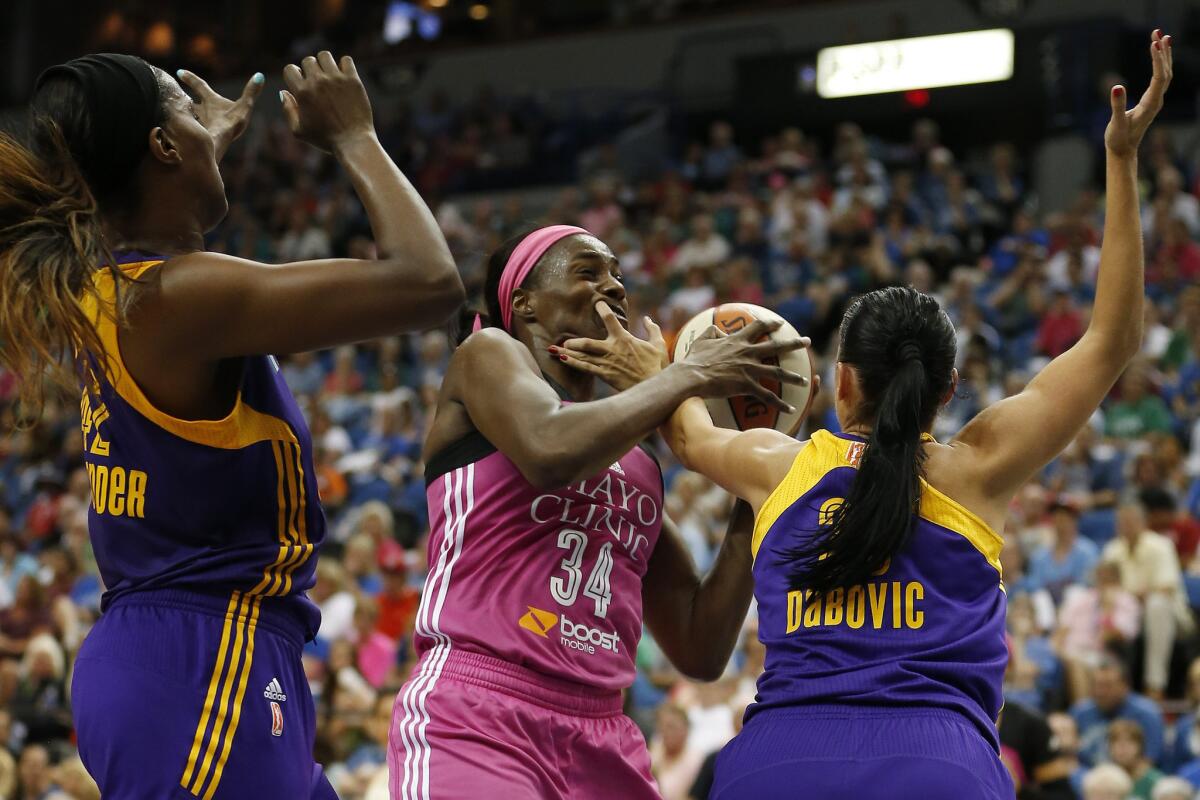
417,257,467,322
675,654,728,682
518,448,581,491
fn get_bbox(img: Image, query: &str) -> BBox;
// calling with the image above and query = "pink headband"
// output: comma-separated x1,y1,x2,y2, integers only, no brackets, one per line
492,225,591,333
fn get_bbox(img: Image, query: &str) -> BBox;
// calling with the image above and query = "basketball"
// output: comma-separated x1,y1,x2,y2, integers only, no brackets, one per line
672,303,815,434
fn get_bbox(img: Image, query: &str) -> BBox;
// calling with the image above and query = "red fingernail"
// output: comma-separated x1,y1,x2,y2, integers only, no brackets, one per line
548,346,558,353
1113,87,1122,95
1155,41,1162,50
558,355,568,362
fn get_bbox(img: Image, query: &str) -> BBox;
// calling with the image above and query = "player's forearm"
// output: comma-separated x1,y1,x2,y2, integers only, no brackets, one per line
660,398,722,472
1087,152,1144,359
682,523,755,679
524,364,706,488
332,132,463,306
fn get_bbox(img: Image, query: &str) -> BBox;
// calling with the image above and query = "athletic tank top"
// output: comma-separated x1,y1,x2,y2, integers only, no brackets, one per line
750,429,1007,748
78,251,323,637
417,405,664,691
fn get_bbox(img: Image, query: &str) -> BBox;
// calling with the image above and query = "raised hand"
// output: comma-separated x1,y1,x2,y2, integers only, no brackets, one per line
552,302,669,391
1105,29,1173,158
280,52,375,153
176,69,265,161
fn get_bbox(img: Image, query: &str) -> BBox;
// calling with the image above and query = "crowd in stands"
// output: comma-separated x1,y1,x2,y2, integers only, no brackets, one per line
1,81,1199,800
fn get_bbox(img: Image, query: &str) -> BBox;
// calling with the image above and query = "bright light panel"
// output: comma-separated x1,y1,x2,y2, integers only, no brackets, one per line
816,29,1014,99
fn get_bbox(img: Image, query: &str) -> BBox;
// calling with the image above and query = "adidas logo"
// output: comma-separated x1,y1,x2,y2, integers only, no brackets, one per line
609,461,625,476
263,678,287,702
517,606,558,638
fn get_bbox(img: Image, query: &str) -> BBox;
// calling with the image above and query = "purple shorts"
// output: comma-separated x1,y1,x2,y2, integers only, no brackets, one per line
72,588,337,800
712,705,1014,800
388,648,660,799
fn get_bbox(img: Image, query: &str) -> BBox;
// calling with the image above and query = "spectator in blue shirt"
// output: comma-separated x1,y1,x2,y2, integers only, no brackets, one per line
1071,656,1165,767
1028,496,1100,603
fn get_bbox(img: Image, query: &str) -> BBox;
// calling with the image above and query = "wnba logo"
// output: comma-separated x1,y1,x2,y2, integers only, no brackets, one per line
846,442,865,468
270,701,283,737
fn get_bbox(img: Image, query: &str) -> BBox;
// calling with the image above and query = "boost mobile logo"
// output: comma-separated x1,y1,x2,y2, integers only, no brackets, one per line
518,606,559,637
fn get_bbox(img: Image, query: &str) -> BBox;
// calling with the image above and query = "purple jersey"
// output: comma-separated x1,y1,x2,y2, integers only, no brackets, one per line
78,252,324,637
749,430,1008,747
410,428,663,692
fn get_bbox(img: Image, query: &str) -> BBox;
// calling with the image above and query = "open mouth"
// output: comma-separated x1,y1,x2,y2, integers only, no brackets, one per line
605,304,629,327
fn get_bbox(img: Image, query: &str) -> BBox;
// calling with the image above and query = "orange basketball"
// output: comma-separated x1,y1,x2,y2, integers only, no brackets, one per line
672,303,815,434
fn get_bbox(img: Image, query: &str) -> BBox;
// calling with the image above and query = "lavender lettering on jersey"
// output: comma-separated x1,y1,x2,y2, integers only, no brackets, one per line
534,471,661,563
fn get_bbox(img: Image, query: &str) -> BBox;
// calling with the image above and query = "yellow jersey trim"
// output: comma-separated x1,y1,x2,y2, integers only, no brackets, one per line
918,477,1004,577
752,429,1004,578
753,431,845,559
81,260,297,450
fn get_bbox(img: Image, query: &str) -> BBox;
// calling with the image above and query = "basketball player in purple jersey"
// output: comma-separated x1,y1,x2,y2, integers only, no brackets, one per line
387,224,808,799
0,53,463,797
556,31,1173,799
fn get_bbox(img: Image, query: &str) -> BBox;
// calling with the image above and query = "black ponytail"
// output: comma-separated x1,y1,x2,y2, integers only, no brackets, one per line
785,286,956,593
454,227,537,346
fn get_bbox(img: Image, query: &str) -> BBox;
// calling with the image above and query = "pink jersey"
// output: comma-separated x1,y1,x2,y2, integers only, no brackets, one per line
410,429,664,692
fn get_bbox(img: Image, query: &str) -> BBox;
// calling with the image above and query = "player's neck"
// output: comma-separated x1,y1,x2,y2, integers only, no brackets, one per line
542,358,595,401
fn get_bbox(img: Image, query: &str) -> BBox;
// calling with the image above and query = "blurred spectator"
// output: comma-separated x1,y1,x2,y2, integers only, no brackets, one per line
9,634,70,748
670,214,730,274
1108,718,1164,799
1071,656,1164,766
998,701,1076,800
1028,496,1099,602
1141,487,1200,566
1048,712,1088,796
1151,776,1195,800
1082,762,1134,800
1107,362,1174,440
1103,504,1193,697
1055,561,1140,704
16,743,55,800
649,703,702,800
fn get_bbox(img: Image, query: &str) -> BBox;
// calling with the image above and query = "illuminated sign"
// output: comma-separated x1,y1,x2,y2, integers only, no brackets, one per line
816,29,1014,98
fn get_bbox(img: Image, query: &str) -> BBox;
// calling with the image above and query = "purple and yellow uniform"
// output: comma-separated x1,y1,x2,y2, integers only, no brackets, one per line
70,252,335,799
712,430,1014,799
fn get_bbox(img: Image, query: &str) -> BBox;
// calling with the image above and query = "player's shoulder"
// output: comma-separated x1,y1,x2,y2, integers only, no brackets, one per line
454,327,536,367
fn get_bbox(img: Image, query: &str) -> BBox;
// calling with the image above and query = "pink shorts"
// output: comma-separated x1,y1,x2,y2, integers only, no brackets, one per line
388,648,660,800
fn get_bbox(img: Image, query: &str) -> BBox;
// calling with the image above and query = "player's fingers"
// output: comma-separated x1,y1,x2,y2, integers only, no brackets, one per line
745,380,796,414
644,316,666,348
239,72,266,106
555,338,609,356
340,55,360,79
175,69,217,100
557,350,607,377
738,318,782,341
746,362,808,385
747,336,809,357
301,55,319,80
595,302,627,338
279,90,300,131
282,63,304,93
1109,85,1128,125
317,50,338,74
696,325,725,342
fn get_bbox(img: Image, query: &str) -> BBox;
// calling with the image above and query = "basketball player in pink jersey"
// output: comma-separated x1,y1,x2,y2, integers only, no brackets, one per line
387,225,808,799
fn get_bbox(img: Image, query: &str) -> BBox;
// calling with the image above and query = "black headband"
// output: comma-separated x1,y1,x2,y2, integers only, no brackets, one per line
34,53,162,198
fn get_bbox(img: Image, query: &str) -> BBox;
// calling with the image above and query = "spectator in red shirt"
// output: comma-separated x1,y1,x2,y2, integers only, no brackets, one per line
1036,289,1084,359
1141,487,1200,566
375,541,420,646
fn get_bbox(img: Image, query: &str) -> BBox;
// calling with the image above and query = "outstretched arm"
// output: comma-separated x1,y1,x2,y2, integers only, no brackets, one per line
661,398,803,513
643,501,757,681
456,313,804,490
132,52,464,361
953,30,1173,500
